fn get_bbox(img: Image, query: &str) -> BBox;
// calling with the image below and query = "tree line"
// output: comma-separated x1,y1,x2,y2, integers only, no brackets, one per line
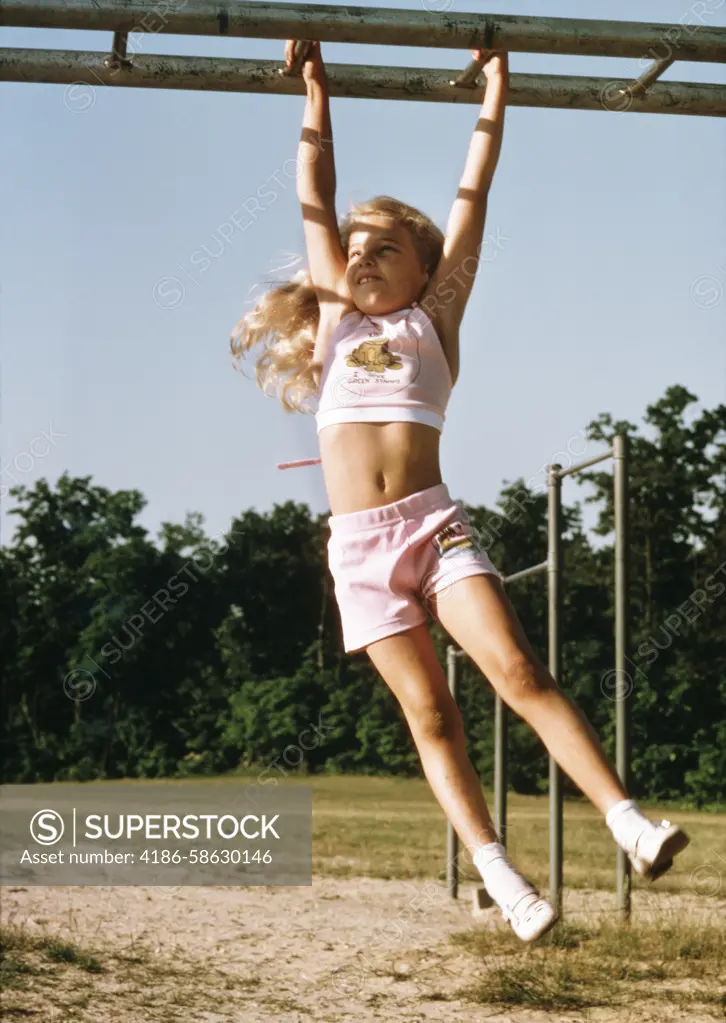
1,385,724,807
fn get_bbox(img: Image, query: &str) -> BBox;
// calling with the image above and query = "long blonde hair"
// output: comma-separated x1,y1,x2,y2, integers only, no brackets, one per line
230,196,444,413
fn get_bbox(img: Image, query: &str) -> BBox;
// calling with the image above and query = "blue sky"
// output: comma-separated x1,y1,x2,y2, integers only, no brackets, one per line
1,0,725,551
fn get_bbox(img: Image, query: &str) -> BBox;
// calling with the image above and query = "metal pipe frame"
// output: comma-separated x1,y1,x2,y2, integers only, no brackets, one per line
494,684,507,852
3,1,725,63
548,462,564,920
105,30,131,70
613,434,632,921
450,52,489,89
557,448,614,478
446,645,459,901
629,55,677,98
3,50,724,116
502,560,549,585
446,435,631,925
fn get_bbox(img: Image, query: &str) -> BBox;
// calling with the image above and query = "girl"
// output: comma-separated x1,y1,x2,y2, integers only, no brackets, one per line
231,40,690,943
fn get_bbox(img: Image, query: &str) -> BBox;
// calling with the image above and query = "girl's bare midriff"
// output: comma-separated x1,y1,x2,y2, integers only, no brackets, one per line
319,421,443,515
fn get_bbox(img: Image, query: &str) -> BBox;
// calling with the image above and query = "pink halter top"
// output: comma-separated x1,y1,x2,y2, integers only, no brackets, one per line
277,302,453,469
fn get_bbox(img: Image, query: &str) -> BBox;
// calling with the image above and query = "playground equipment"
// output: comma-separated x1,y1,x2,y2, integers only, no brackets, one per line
446,435,632,922
1,2,725,115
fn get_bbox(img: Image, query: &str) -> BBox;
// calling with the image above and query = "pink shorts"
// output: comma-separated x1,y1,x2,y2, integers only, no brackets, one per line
327,482,500,653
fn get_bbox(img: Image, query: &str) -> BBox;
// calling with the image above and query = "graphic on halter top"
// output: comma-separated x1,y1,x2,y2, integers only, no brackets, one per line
344,337,403,374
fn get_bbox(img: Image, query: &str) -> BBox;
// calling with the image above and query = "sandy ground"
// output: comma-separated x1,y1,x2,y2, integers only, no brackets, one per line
3,878,725,1023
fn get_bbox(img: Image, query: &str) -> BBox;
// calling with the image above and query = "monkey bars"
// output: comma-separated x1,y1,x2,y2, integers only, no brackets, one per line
2,50,724,115
1,0,725,116
2,1,725,59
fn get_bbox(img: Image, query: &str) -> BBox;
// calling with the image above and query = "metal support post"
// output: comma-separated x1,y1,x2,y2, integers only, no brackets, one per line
548,463,563,920
630,56,676,96
450,51,490,88
446,645,459,899
494,692,507,848
495,561,548,850
613,434,632,921
102,30,132,70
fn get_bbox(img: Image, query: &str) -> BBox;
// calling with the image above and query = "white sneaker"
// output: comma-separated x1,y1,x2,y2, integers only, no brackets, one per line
501,889,558,943
626,819,690,881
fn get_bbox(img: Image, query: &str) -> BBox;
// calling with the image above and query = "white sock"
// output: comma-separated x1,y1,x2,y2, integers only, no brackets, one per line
473,842,537,912
606,799,654,852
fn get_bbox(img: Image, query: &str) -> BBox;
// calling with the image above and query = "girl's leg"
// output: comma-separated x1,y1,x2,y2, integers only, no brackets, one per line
429,573,627,814
365,622,499,854
365,622,557,941
430,573,689,877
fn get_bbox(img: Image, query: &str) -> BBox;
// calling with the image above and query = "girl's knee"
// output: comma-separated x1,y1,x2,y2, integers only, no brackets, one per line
410,698,462,743
501,653,557,706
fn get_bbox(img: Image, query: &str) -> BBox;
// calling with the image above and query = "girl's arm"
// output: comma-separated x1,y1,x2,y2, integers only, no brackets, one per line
287,41,351,372
292,40,336,202
419,51,509,335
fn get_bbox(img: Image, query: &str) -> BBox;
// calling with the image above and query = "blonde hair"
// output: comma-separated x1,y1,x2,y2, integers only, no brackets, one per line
230,196,444,413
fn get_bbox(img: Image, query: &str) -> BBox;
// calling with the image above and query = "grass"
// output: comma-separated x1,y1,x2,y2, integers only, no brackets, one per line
296,774,726,896
0,927,105,985
0,922,261,1021
451,916,726,1013
89,772,726,894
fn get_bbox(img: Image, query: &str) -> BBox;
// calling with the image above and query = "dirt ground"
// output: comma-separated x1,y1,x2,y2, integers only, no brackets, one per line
3,878,724,1023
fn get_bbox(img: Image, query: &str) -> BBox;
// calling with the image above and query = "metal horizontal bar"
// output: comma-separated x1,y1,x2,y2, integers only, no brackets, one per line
502,560,548,584
2,1,725,62
556,448,614,478
2,50,724,116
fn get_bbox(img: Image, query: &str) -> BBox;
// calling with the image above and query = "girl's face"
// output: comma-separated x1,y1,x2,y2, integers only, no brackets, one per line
345,215,429,316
